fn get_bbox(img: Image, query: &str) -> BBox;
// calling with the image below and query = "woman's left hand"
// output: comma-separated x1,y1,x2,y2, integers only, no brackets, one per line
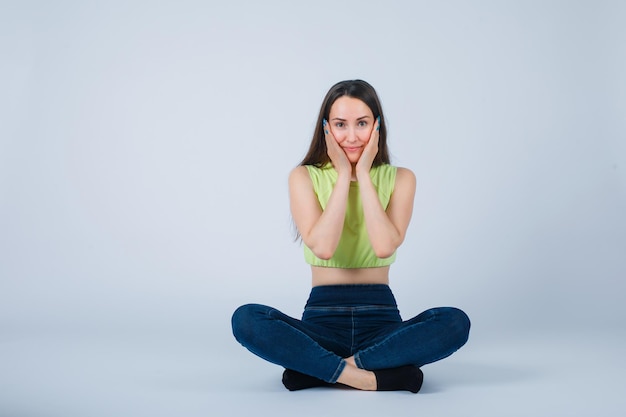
355,117,380,178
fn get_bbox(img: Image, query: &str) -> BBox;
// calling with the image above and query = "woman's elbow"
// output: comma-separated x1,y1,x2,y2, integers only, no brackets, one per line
372,238,402,259
304,239,336,260
312,247,335,260
374,247,396,259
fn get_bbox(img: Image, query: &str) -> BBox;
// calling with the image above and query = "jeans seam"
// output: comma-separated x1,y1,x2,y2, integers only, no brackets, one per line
329,359,346,384
354,352,364,369
350,309,355,356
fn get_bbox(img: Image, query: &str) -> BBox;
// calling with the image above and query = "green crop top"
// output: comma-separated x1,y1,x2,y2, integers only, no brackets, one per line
304,163,397,268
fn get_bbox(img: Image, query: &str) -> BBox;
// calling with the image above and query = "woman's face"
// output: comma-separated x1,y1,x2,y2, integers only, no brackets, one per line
328,96,375,165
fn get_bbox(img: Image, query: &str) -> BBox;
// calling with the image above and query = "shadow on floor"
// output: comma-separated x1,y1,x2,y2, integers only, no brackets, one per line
419,360,536,394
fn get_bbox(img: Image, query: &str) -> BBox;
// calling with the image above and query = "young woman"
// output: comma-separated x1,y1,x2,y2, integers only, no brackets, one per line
231,80,470,393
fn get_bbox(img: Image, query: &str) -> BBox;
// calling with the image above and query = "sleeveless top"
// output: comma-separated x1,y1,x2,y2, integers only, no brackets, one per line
303,163,397,268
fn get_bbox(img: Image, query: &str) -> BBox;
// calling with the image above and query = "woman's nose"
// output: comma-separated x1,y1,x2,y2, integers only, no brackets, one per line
345,128,358,142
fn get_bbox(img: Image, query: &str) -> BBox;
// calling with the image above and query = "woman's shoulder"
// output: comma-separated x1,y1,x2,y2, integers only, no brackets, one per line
393,166,416,192
394,166,415,180
289,165,311,185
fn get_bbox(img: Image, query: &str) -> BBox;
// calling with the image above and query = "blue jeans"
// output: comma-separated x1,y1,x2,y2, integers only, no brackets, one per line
231,284,470,383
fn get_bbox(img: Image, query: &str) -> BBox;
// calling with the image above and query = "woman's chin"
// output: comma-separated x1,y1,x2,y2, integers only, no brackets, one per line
347,154,363,165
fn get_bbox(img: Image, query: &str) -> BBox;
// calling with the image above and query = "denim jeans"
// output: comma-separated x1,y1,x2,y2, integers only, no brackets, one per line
231,284,470,383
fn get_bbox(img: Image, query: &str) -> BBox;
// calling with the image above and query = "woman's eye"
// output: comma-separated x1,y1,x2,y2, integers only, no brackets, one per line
358,121,368,127
335,122,344,128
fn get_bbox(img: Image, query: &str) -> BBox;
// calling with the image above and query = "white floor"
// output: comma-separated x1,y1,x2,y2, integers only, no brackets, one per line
1,313,624,417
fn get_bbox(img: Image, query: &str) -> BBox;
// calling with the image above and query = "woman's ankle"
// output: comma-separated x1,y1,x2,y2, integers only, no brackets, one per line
336,364,376,391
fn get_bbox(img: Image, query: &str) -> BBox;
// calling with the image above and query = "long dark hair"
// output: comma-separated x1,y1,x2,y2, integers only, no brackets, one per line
299,80,391,167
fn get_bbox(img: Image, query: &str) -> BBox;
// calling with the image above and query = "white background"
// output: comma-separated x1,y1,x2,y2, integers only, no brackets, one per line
1,1,625,416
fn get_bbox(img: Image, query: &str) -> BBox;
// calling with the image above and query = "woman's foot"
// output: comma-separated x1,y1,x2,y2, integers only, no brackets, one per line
283,363,423,393
282,369,331,391
374,365,424,393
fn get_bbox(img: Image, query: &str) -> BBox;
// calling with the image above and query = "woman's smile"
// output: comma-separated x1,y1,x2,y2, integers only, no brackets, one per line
328,96,374,163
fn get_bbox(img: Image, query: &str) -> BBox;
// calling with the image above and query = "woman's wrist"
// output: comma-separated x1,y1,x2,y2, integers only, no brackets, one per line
355,167,372,183
336,170,352,184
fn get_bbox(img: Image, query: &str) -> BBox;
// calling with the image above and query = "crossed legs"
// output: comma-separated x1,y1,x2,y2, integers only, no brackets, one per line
232,304,462,392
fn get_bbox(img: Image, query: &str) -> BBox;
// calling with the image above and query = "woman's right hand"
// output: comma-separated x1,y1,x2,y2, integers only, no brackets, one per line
323,119,352,177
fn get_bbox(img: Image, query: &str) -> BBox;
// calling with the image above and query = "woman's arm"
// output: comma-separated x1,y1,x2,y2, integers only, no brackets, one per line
357,167,416,258
289,166,351,260
289,122,354,260
355,120,416,258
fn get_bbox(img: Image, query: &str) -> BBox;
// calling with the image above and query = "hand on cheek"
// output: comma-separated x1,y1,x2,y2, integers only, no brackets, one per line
356,116,380,176
324,118,351,176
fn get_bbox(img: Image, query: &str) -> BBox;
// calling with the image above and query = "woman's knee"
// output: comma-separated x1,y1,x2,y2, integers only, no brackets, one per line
231,303,267,343
445,307,471,346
